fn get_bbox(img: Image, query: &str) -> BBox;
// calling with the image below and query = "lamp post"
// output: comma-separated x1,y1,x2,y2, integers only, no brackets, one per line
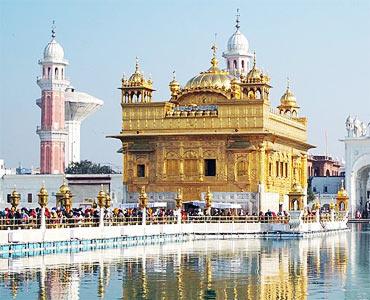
55,179,72,210
9,187,21,210
204,186,213,216
138,186,148,226
38,184,48,229
105,192,111,209
97,185,107,227
175,188,183,224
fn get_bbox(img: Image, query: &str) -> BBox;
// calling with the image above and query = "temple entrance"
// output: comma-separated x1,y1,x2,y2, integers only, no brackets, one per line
347,153,370,216
343,116,370,216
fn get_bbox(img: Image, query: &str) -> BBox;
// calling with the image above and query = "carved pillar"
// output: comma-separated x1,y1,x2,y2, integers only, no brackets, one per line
301,154,308,189
179,144,184,181
258,142,266,186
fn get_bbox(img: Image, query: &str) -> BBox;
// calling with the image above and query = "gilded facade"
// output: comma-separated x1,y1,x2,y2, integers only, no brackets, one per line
111,17,314,211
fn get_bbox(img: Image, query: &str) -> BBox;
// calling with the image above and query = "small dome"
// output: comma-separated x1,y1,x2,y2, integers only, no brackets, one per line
227,30,249,56
128,71,144,84
43,38,65,61
280,88,297,106
246,65,262,81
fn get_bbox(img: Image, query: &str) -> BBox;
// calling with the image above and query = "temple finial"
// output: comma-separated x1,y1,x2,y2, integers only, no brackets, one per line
51,20,56,38
287,76,290,90
135,56,139,72
236,8,240,30
172,70,176,81
253,51,256,67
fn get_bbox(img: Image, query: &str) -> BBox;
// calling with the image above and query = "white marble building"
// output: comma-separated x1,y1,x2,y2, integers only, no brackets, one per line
342,116,370,215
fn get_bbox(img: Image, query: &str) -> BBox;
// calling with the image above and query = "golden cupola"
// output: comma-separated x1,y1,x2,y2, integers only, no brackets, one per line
169,71,181,100
239,52,271,101
176,44,234,102
278,79,300,116
120,57,155,104
242,53,270,84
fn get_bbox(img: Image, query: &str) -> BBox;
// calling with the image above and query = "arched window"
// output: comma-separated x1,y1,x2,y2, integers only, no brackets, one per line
47,67,51,79
255,89,261,99
61,68,64,79
55,67,59,79
326,170,331,177
241,60,245,70
43,67,45,77
233,60,237,69
236,160,248,177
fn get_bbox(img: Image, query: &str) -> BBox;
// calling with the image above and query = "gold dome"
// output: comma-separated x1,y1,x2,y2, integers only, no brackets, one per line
243,52,269,84
337,180,348,198
280,86,298,107
183,44,234,92
123,57,153,89
246,66,262,80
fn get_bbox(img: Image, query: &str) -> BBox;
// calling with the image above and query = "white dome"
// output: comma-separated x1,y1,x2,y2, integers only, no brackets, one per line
226,30,249,56
43,38,65,61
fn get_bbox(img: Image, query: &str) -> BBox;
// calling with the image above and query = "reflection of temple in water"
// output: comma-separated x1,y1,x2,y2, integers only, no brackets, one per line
0,234,349,300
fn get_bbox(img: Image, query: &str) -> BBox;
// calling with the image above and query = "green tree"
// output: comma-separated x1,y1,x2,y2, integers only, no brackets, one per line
307,187,316,203
65,160,116,174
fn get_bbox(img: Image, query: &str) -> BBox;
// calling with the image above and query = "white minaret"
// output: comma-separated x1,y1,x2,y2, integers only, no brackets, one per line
36,22,69,174
223,9,253,77
37,22,103,171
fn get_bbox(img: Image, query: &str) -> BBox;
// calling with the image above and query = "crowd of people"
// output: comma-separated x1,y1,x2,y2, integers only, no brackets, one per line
0,204,292,229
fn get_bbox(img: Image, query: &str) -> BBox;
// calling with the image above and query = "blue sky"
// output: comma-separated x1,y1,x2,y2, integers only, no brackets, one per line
1,0,369,169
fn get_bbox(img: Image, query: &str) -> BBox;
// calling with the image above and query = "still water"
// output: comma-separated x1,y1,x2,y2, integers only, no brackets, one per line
0,224,369,300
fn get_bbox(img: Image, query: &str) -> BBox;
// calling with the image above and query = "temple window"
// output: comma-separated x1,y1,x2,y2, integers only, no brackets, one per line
185,159,198,176
7,194,11,203
324,186,328,193
167,159,179,176
47,67,51,79
204,159,216,176
233,60,237,69
55,67,59,79
268,163,272,177
137,164,146,177
280,162,284,177
285,162,288,177
236,160,247,177
276,161,279,177
241,60,245,69
28,193,32,203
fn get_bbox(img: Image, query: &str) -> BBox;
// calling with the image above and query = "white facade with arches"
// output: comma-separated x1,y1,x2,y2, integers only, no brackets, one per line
343,116,370,216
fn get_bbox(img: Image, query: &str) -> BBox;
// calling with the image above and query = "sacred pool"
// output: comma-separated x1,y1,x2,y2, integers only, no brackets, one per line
0,224,368,300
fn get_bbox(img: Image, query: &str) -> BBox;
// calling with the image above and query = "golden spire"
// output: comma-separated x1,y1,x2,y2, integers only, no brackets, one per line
210,36,219,70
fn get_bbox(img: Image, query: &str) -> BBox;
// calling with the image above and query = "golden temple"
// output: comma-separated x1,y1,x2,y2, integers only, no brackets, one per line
111,15,314,212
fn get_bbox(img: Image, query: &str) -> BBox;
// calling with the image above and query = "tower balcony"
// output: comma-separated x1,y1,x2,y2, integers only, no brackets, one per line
37,76,70,91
